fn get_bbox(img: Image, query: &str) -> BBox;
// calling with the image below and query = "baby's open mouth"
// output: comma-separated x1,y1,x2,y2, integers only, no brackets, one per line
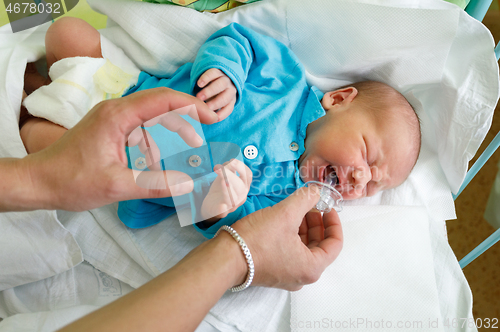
322,166,338,186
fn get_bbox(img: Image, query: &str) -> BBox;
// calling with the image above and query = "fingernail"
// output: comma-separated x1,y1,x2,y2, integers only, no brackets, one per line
170,181,194,196
199,80,205,87
194,136,203,147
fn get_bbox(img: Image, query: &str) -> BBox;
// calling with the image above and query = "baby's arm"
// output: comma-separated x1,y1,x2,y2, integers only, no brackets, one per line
190,24,256,119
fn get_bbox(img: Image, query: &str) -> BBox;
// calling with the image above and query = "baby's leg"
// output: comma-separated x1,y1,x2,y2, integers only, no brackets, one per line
20,110,68,154
24,17,102,94
45,16,102,70
21,17,103,154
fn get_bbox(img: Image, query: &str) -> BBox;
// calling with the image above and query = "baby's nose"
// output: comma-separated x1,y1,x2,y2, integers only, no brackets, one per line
352,166,371,187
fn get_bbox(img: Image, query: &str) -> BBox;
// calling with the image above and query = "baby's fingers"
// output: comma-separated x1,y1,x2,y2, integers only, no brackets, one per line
205,88,236,113
215,100,235,122
197,68,224,88
223,159,252,188
214,166,238,207
197,76,234,103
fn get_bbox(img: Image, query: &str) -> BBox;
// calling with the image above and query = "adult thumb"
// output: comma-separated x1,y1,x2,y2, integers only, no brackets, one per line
118,168,195,201
274,186,320,224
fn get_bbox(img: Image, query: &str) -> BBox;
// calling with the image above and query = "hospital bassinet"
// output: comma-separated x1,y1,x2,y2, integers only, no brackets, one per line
0,0,499,331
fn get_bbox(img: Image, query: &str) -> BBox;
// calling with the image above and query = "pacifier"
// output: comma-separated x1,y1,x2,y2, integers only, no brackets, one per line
304,167,343,213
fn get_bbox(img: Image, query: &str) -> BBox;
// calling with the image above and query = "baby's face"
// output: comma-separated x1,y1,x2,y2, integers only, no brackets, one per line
299,89,417,200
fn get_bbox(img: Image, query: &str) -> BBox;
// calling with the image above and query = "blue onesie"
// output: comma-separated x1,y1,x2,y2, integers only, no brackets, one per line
118,23,326,238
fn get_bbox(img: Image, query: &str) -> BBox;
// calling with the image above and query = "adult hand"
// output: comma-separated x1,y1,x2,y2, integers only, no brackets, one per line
232,186,343,291
57,186,343,332
127,104,205,171
16,87,217,212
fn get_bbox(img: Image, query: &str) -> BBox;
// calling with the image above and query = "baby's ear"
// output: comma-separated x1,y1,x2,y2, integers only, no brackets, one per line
323,87,358,110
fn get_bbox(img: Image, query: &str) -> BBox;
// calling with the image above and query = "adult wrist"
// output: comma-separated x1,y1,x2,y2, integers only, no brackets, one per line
211,230,248,288
18,152,57,211
214,225,254,292
0,156,45,211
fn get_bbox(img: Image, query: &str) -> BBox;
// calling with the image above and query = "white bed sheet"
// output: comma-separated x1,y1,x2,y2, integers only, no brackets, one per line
0,0,499,331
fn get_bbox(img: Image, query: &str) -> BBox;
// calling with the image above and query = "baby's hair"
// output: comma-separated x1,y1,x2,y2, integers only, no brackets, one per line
339,81,421,169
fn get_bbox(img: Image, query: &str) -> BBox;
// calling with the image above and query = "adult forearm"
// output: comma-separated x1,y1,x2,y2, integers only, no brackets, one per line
0,157,43,212
0,118,69,211
59,232,247,332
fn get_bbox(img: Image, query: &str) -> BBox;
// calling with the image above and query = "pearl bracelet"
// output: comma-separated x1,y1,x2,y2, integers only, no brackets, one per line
214,225,254,292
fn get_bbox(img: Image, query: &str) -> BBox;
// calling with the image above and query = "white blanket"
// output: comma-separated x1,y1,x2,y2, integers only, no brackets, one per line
0,25,84,291
0,0,499,331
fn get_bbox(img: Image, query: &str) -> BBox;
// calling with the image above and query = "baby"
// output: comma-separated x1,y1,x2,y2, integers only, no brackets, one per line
21,18,421,238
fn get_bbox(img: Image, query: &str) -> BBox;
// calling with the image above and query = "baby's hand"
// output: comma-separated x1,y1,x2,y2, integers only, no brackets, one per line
201,159,252,223
196,68,237,121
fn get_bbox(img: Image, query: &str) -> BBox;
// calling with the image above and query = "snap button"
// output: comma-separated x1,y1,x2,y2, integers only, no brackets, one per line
243,145,258,160
135,157,147,169
188,155,202,167
289,142,299,152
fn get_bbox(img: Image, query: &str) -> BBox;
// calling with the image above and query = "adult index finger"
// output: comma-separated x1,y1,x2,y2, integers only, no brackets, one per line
311,209,343,267
126,168,194,199
117,88,217,135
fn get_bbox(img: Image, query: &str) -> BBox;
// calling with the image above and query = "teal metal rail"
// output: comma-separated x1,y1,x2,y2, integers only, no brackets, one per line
465,0,494,21
496,40,500,60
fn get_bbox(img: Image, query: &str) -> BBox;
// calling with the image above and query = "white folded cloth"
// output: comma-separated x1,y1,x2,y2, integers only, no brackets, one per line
0,261,134,332
291,206,465,332
22,35,140,129
0,23,83,291
0,211,83,292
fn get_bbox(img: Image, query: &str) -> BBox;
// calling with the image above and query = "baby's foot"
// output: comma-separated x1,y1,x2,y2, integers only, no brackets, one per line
24,62,51,95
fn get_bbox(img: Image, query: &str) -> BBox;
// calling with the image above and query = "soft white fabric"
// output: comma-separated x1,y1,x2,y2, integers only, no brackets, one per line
0,23,83,291
0,0,498,331
1,261,134,314
428,216,476,332
0,211,83,292
0,261,134,332
23,57,108,128
291,206,474,332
